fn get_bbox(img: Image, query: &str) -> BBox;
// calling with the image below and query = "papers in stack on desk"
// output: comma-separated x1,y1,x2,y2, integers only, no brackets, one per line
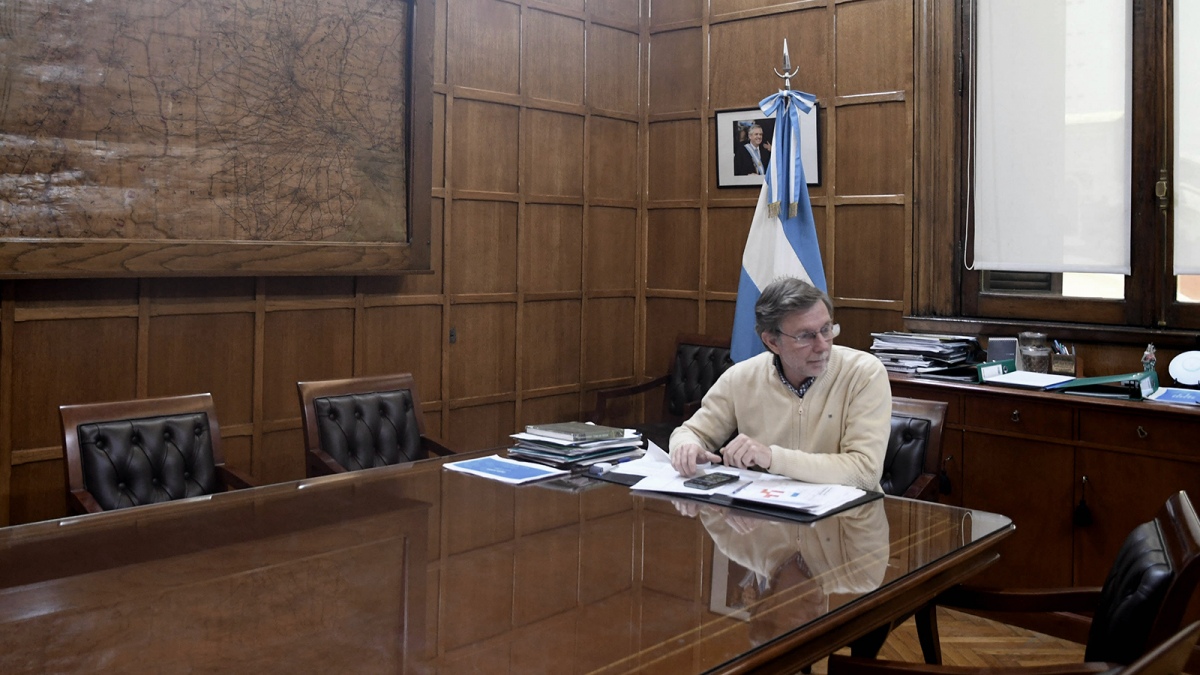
982,370,1075,390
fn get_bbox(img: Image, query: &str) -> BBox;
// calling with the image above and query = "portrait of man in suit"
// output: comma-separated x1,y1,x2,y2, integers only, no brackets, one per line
733,122,773,176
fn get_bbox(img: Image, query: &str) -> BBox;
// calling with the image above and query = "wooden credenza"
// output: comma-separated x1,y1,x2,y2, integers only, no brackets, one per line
890,373,1200,589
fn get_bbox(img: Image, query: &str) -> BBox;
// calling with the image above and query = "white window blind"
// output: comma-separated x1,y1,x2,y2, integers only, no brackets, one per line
1177,0,1200,275
973,0,1131,274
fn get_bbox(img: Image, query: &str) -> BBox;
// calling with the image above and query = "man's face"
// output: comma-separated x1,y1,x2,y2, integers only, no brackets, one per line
761,302,834,381
749,128,763,146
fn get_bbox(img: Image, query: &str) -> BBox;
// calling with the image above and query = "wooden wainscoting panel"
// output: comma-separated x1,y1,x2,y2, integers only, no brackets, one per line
835,0,914,96
648,28,703,115
146,277,256,304
648,120,703,201
651,0,703,28
584,297,636,382
434,92,446,189
361,303,444,401
514,526,582,626
646,209,701,291
446,0,520,93
434,0,447,83
523,204,583,293
835,101,909,196
11,317,138,449
521,299,582,389
446,200,519,294
706,300,736,339
706,207,754,293
446,401,517,454
834,306,902,352
586,25,640,115
813,202,829,265
516,490,580,537
357,196,444,296
586,207,638,291
520,392,583,426
448,304,517,400
8,459,67,525
540,0,584,13
147,313,255,426
13,278,139,310
523,109,585,198
591,0,640,26
709,9,830,110
644,298,699,374
221,436,253,482
259,428,307,487
834,204,906,301
580,512,636,603
261,308,355,421
451,100,520,194
523,9,584,105
264,276,355,300
641,509,704,598
588,116,639,202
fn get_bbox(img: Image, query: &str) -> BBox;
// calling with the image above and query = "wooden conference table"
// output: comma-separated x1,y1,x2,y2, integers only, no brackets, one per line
0,451,1012,673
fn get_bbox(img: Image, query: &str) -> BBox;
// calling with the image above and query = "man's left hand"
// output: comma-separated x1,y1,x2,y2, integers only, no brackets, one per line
720,433,772,470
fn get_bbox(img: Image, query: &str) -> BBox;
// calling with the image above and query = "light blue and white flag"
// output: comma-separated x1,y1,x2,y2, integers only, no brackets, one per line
731,89,826,363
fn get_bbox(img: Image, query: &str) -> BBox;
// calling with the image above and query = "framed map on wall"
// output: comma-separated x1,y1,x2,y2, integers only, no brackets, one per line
0,0,433,277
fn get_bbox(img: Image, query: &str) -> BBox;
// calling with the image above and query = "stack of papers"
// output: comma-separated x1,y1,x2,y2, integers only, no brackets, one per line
870,332,981,374
508,425,644,470
984,370,1075,390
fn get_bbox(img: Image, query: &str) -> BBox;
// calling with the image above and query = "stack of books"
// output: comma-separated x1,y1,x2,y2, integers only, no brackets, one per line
870,332,982,374
508,422,644,470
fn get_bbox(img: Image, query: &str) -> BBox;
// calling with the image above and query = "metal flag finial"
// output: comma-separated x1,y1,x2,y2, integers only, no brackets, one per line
773,39,800,90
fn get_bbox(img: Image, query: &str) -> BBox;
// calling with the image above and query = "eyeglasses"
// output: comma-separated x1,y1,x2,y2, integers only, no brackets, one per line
776,323,840,347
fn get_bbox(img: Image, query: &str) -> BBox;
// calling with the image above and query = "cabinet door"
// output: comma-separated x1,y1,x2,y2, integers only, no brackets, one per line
1074,449,1200,586
962,432,1074,587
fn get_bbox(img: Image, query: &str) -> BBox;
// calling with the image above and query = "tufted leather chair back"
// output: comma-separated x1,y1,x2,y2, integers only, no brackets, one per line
1085,491,1200,665
879,398,947,500
663,336,734,420
60,393,249,514
312,389,424,470
299,373,454,477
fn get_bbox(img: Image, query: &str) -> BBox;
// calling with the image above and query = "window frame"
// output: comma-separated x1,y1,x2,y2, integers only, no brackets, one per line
952,0,1198,332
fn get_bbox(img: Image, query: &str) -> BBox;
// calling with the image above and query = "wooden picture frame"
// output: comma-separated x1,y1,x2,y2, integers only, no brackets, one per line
0,0,434,278
716,106,820,189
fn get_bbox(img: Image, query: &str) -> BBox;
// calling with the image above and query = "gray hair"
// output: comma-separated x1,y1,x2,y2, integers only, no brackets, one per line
754,277,833,337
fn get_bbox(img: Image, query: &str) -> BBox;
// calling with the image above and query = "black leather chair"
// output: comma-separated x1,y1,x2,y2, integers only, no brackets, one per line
828,490,1200,674
590,333,733,450
60,393,253,514
298,373,454,477
881,398,948,501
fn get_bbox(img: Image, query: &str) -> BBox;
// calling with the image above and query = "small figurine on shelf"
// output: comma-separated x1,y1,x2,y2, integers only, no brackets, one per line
1142,343,1156,372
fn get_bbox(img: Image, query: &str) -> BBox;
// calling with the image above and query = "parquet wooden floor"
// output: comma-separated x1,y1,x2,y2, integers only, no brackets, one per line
807,608,1087,673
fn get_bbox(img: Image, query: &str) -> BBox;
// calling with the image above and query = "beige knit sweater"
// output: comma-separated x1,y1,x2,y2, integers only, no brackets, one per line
669,346,892,491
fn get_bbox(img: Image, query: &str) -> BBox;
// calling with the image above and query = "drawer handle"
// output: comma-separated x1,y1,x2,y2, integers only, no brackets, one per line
1011,410,1021,423
1137,425,1149,439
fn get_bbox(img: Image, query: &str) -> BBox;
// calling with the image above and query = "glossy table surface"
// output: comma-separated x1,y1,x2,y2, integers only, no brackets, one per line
0,451,1012,674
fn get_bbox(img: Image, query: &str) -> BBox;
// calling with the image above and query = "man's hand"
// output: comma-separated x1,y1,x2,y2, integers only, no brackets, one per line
671,443,723,476
720,434,772,471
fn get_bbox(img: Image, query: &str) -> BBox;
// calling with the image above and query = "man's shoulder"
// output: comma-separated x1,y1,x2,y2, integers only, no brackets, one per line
833,345,886,375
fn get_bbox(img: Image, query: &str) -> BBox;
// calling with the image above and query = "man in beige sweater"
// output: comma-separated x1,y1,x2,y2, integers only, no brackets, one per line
669,277,892,491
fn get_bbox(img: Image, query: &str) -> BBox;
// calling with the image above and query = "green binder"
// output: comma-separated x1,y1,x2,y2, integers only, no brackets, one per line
1044,370,1159,400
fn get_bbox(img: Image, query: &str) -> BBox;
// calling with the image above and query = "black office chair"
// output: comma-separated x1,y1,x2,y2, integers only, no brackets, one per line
828,491,1200,674
590,333,733,450
881,398,948,501
298,373,454,477
60,393,254,514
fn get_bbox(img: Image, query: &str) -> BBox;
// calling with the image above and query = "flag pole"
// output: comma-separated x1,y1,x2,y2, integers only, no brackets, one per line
773,39,799,91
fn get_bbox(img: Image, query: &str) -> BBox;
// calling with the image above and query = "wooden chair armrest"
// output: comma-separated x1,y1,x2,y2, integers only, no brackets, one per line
69,489,105,514
828,654,1113,675
589,375,670,423
306,448,348,477
902,473,939,501
218,465,255,491
421,436,455,457
938,585,1102,614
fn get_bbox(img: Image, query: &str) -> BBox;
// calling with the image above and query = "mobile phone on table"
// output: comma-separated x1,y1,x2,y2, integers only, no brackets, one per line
682,473,739,490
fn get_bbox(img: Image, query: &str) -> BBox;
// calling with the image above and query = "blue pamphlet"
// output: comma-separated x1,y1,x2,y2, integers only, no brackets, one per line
444,455,569,484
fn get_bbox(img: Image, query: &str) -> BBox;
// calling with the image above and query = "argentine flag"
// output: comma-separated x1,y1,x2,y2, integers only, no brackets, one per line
731,89,827,363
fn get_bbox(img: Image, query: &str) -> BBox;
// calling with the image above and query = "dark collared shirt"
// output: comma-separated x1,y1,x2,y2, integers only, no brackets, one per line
774,355,815,399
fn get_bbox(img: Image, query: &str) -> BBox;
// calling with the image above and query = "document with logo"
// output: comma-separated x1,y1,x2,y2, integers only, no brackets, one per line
444,455,568,484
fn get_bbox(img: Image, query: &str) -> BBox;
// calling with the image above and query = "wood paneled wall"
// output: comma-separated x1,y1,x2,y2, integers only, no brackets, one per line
0,0,918,525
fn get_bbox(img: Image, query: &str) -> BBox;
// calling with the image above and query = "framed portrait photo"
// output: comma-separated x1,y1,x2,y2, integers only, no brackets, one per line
716,105,820,189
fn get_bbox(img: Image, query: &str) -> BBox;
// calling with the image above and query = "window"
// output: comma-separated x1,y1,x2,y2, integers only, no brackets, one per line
961,0,1199,329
